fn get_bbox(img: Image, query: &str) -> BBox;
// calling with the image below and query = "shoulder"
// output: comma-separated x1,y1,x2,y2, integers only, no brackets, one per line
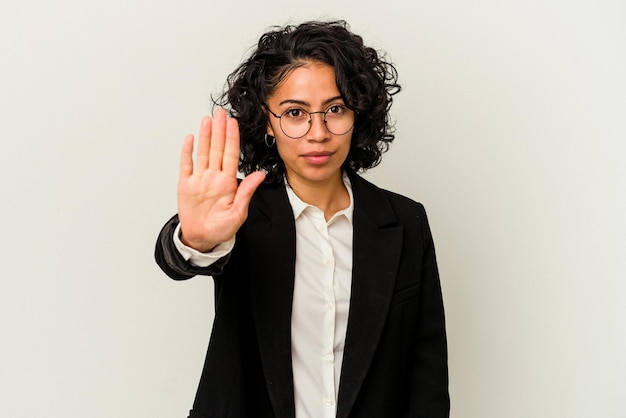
244,179,292,223
350,173,436,251
382,187,426,213
248,179,288,207
349,172,427,219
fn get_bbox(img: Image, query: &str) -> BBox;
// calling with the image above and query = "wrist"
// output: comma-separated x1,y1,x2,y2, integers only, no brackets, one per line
179,231,218,253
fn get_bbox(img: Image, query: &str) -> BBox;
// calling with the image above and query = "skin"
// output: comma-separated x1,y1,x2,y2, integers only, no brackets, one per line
177,109,266,252
178,61,351,252
266,61,352,219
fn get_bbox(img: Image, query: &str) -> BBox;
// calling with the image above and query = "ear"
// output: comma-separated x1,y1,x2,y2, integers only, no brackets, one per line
266,120,276,137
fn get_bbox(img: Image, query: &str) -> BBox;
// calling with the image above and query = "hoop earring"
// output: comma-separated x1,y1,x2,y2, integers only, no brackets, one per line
264,134,275,147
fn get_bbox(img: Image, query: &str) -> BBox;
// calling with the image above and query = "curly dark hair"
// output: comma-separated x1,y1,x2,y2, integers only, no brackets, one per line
214,20,401,183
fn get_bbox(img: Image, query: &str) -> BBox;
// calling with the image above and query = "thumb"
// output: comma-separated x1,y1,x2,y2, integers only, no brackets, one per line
233,171,266,213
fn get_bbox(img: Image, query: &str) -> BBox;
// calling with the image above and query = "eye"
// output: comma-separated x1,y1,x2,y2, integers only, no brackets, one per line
283,108,307,119
327,104,346,115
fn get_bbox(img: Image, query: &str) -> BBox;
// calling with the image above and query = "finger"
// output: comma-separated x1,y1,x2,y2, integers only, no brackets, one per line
179,134,195,178
233,171,266,214
209,108,227,171
222,116,241,176
196,116,212,170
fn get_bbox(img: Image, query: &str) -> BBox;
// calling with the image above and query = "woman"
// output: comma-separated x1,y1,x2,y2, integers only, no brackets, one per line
155,20,449,418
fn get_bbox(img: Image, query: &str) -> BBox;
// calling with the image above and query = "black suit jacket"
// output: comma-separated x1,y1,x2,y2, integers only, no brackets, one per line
155,171,449,418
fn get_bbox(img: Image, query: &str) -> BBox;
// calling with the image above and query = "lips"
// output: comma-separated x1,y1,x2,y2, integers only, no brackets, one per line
302,151,334,165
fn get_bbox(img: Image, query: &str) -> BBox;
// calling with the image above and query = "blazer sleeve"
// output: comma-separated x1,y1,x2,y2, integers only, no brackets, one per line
410,205,450,417
154,214,230,280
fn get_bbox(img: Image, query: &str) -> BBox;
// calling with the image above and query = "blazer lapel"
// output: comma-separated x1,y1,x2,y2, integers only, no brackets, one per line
243,175,403,418
336,173,404,418
246,184,297,418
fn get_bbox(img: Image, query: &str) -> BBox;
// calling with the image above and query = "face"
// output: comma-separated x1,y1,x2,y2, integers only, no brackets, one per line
265,61,353,190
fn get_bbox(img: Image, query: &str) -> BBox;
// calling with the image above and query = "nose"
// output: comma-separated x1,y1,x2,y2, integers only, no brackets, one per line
306,111,329,141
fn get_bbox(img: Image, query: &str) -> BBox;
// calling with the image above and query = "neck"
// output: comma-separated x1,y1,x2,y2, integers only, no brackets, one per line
286,172,349,221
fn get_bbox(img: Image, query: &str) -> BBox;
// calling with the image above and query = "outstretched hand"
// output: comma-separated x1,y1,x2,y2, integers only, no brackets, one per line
177,108,266,252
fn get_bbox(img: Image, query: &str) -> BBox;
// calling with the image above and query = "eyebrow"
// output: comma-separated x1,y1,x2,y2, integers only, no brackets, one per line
278,95,344,107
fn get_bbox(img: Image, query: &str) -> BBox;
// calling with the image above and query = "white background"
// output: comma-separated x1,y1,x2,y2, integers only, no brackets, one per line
1,0,625,417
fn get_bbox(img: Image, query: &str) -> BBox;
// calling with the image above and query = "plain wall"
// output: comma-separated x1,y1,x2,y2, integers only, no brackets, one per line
1,0,625,416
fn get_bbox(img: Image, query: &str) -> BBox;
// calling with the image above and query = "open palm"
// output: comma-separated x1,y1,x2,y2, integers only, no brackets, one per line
177,108,265,252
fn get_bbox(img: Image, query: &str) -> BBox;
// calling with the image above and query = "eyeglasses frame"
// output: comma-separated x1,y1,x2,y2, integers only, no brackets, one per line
264,104,356,139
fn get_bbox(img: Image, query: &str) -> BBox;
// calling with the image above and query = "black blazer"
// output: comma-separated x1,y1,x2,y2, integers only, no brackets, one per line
155,171,449,418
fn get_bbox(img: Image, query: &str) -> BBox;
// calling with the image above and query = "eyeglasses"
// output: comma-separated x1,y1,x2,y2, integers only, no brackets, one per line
266,104,355,139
